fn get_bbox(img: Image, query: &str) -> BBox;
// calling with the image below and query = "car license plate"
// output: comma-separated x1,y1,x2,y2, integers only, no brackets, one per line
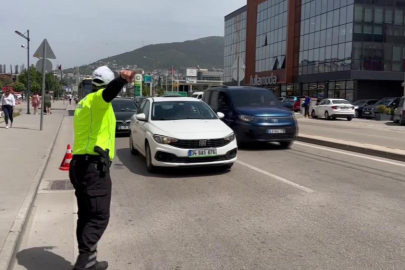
188,149,217,158
118,126,129,130
267,129,286,134
363,111,370,115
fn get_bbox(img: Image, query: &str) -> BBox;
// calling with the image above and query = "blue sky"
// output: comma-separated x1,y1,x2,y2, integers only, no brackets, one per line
1,0,246,70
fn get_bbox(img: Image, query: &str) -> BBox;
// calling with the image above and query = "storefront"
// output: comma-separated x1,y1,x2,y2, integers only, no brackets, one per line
225,0,405,102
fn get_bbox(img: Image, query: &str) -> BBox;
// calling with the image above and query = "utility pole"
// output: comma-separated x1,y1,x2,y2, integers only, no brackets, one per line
27,30,30,113
40,44,46,131
165,75,167,91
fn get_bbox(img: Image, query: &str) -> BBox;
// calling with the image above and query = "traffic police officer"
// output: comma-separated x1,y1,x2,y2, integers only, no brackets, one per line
70,66,136,270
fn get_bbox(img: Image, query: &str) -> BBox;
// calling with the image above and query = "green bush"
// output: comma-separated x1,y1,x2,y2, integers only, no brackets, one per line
384,108,392,115
377,105,386,114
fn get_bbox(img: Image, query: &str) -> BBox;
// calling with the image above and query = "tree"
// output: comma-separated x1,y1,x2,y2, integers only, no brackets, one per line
14,82,26,92
17,67,42,91
0,75,13,86
31,82,41,94
157,88,165,96
0,81,3,89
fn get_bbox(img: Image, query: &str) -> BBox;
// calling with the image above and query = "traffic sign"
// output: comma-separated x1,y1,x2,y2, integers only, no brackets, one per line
144,75,152,84
135,74,143,97
36,59,53,73
33,39,56,59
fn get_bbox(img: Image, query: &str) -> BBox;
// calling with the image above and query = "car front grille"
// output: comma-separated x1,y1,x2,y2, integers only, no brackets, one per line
169,139,230,149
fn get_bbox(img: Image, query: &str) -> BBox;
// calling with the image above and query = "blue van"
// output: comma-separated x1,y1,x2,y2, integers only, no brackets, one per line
203,86,298,148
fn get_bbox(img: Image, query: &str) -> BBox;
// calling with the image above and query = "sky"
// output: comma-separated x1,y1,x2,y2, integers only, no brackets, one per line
0,0,246,71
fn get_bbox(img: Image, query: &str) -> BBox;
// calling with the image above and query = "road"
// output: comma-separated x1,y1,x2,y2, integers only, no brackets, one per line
91,137,405,270
298,117,405,151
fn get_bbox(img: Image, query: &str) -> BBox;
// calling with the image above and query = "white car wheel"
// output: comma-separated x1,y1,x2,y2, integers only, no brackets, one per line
129,135,139,155
145,143,157,173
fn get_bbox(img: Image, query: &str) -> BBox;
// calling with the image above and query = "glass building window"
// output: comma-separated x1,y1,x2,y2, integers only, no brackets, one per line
354,5,363,22
374,7,383,24
395,10,404,26
385,9,393,24
364,7,372,23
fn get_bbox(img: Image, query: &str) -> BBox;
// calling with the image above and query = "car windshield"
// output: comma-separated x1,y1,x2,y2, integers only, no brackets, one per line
230,89,280,108
152,101,217,120
112,99,138,112
375,99,393,106
332,100,351,104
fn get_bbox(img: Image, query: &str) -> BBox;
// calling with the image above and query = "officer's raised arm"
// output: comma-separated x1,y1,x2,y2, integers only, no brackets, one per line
102,70,136,103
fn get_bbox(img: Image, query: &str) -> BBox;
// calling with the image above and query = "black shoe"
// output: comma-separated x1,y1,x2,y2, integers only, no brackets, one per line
73,261,108,270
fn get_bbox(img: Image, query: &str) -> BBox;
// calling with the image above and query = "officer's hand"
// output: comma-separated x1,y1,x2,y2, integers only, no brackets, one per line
120,70,136,83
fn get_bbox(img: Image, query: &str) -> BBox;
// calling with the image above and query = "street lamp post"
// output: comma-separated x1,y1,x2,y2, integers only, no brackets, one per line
15,30,30,114
144,56,156,96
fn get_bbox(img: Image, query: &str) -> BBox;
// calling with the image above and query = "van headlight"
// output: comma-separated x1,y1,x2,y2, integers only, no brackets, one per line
153,135,178,144
224,133,235,142
239,115,256,122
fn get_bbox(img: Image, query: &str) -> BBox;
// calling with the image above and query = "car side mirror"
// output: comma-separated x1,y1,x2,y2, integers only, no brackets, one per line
217,112,225,119
136,113,147,122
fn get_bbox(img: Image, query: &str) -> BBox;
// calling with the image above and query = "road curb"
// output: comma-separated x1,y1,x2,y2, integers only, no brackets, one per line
297,135,405,162
0,115,65,270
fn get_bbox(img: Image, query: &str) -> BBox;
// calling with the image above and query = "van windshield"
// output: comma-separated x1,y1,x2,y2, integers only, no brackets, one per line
230,89,280,108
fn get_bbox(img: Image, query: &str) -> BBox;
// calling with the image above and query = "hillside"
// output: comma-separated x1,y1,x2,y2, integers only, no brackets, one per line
65,36,224,74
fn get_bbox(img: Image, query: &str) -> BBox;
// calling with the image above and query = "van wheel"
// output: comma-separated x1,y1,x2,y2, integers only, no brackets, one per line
280,141,293,149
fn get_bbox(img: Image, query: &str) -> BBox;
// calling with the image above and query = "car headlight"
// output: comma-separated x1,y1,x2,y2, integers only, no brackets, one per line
224,133,235,142
153,135,178,144
239,115,256,122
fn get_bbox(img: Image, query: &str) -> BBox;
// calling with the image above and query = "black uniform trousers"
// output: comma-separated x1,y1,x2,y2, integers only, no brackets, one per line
69,156,112,268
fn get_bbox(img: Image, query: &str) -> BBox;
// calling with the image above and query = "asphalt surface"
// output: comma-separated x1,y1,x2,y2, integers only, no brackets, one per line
95,137,405,270
298,117,405,150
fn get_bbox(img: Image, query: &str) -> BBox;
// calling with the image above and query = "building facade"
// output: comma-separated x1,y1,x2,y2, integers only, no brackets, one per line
225,0,405,101
224,6,247,85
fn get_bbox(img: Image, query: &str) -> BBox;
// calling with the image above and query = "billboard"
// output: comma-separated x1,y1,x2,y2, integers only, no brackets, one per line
135,74,143,97
186,69,197,77
186,77,197,84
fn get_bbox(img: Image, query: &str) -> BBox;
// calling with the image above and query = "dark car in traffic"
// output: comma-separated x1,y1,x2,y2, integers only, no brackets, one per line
362,97,400,118
203,86,297,148
352,99,378,118
112,98,138,135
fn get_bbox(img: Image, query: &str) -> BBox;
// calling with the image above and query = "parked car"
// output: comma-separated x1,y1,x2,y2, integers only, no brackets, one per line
282,96,304,112
112,98,139,135
191,91,204,99
362,97,401,119
129,97,237,172
203,86,297,148
393,96,405,125
311,98,355,121
352,99,378,118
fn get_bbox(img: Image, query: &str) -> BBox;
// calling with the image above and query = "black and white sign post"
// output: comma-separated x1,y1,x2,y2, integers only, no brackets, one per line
33,39,56,131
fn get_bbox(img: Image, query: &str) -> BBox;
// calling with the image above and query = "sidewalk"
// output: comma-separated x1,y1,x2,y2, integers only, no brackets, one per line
296,117,405,161
10,116,76,270
0,101,67,270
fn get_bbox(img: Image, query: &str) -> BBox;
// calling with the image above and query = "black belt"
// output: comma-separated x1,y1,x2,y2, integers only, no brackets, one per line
72,155,101,161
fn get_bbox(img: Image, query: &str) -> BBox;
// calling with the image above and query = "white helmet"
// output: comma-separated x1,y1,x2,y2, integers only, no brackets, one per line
92,66,115,87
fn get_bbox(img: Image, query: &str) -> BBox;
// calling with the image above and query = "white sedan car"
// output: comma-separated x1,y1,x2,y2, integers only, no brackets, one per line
129,97,238,173
311,99,355,121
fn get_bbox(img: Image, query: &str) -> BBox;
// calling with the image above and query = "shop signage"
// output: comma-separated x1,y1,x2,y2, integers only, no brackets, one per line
250,74,278,86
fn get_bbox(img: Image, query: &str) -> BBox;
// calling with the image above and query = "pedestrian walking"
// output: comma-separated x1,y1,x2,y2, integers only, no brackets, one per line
304,94,311,118
0,87,16,129
70,66,135,270
69,97,72,105
44,91,52,115
32,93,40,114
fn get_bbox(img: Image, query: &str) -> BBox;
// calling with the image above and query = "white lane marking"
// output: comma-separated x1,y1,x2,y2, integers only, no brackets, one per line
236,160,315,193
295,142,405,168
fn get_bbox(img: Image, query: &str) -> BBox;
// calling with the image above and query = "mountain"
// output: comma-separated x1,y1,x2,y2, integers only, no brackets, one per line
64,36,224,75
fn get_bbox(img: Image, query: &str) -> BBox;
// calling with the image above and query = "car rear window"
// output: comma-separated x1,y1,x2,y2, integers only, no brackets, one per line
332,100,350,105
112,99,138,112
